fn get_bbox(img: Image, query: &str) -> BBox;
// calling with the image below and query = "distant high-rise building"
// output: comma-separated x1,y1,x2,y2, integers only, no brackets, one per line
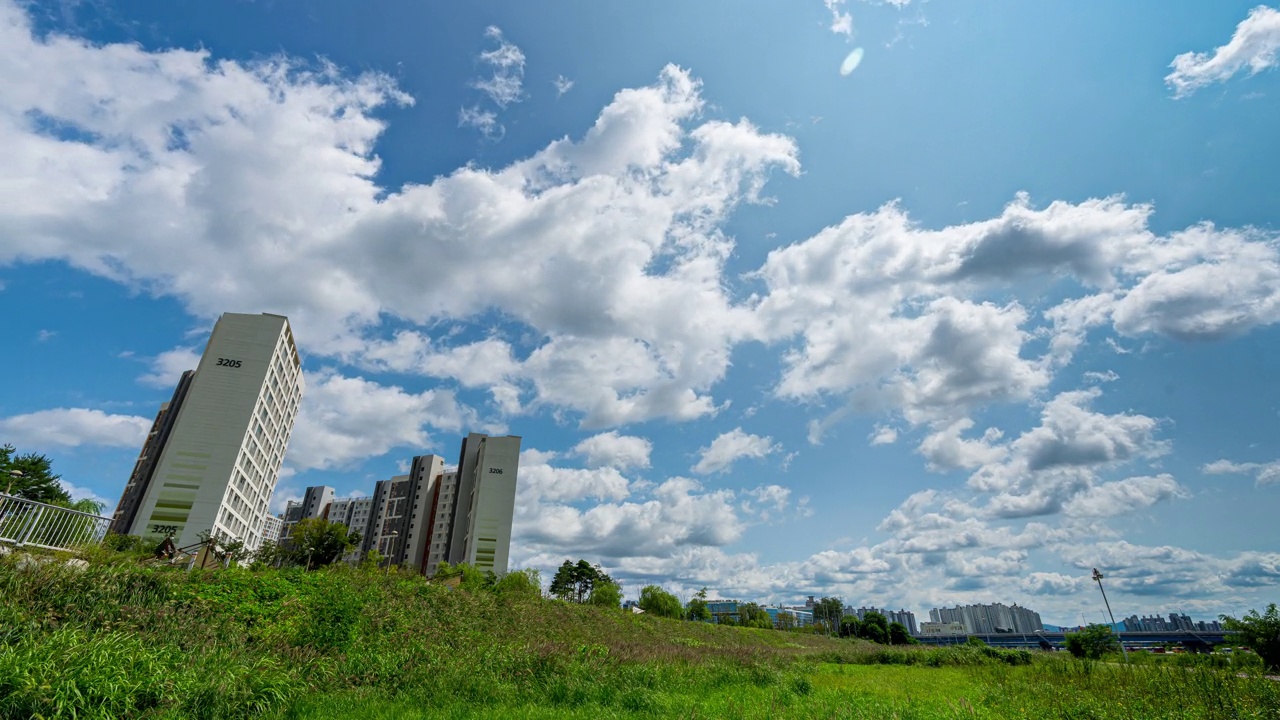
261,515,284,545
423,471,458,576
1122,612,1220,633
326,495,374,534
284,433,521,575
929,603,1043,634
447,434,521,575
110,370,195,536
119,313,304,551
279,485,334,542
364,454,446,570
842,606,918,635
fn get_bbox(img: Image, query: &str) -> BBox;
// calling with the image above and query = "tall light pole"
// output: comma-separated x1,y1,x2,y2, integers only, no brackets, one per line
1092,568,1128,662
5,469,22,495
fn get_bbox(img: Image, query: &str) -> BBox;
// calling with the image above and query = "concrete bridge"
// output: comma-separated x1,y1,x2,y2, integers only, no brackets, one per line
915,630,1227,651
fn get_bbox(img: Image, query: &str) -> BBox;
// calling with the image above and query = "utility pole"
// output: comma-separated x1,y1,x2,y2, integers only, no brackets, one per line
1092,568,1128,662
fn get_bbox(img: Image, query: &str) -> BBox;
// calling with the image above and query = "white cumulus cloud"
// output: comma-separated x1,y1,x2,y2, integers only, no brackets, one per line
692,428,781,474
572,431,652,470
0,408,151,449
1203,458,1280,486
1166,6,1280,97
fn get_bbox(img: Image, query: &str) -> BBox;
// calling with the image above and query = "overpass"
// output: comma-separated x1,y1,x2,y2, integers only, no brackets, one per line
915,630,1227,651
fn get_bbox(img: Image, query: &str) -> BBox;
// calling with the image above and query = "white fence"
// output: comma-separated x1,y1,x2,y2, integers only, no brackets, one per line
0,493,112,552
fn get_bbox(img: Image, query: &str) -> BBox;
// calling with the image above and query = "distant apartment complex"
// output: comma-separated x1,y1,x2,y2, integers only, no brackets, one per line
1123,613,1222,633
112,313,304,551
928,603,1044,634
844,606,919,635
275,433,522,575
260,515,284,545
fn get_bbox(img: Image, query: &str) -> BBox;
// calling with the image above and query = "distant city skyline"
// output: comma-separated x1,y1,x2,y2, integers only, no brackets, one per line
278,433,522,576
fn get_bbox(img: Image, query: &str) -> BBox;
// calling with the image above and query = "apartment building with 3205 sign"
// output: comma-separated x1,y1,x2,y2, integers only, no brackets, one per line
111,312,304,552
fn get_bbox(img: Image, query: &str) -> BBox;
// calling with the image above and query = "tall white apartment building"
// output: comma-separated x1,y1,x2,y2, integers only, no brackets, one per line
423,471,458,576
327,495,374,534
122,313,304,551
431,433,523,575
928,603,1043,634
457,434,521,574
261,515,284,544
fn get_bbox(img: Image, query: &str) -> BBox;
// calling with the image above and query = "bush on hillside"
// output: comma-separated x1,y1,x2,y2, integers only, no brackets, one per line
1065,624,1119,660
638,585,683,618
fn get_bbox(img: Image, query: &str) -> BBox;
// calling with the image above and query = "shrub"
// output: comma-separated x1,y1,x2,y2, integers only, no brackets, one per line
587,579,623,608
1222,603,1280,672
1065,624,1118,660
638,585,683,619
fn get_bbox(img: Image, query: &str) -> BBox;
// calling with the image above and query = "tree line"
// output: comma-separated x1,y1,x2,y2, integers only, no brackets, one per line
1,444,104,514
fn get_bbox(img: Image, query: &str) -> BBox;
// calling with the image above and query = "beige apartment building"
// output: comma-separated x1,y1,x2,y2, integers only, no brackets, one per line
119,313,304,551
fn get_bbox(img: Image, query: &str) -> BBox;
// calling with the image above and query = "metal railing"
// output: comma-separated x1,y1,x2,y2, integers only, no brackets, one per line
0,493,112,551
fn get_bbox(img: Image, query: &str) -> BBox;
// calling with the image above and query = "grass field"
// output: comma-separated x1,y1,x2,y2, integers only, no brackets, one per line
1,550,1276,719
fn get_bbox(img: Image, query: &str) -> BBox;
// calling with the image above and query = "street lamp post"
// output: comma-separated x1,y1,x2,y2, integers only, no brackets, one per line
1092,568,1128,662
5,469,22,496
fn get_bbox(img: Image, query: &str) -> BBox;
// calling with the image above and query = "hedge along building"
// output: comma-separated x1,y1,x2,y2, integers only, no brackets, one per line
118,313,304,552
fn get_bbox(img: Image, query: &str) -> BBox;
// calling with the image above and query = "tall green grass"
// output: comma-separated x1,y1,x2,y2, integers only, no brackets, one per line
1,552,1276,719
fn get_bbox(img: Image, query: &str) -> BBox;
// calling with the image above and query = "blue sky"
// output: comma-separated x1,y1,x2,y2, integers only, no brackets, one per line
2,0,1279,624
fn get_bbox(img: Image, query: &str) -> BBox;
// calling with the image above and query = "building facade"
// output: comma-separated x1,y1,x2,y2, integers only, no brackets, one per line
423,471,458,576
844,606,919,635
1123,613,1221,633
109,370,195,536
928,603,1043,634
279,485,335,543
261,515,284,545
120,313,304,551
279,433,521,576
919,621,967,636
456,435,521,574
363,454,446,570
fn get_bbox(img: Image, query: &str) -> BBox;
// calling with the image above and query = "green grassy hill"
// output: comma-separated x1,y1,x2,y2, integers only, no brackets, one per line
1,551,1277,719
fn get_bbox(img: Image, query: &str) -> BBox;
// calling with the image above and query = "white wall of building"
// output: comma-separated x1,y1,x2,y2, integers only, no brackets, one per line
462,435,521,575
129,313,303,551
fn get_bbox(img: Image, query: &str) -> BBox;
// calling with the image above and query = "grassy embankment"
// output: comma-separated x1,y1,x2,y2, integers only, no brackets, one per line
1,549,1277,719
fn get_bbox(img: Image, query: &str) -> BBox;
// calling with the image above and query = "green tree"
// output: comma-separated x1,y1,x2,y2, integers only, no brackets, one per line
251,540,285,569
889,622,915,645
1064,624,1119,660
813,597,844,636
739,602,775,629
966,635,987,647
290,518,360,570
638,585,683,618
686,587,712,622
1222,603,1280,672
588,580,623,608
548,559,613,603
860,611,890,644
1,444,70,504
549,560,576,600
495,569,543,599
839,615,861,638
